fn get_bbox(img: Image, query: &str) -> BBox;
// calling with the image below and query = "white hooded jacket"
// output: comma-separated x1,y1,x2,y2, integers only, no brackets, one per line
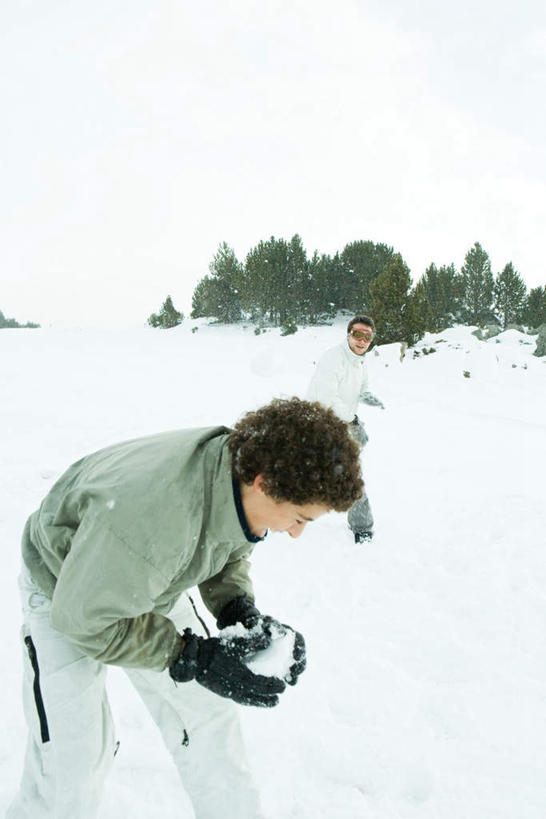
306,340,369,422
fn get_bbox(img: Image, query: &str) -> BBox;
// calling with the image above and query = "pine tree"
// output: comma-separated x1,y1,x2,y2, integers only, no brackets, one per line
147,295,183,328
286,234,309,325
418,263,464,331
0,309,20,328
369,254,413,344
494,262,527,329
243,237,289,325
0,309,40,328
340,241,395,312
211,242,243,323
191,277,213,319
403,280,430,344
190,244,243,322
242,235,307,326
523,286,546,329
306,252,338,323
461,242,494,325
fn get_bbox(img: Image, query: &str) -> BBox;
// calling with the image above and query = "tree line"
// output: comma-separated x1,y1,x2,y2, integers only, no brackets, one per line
158,236,543,345
0,309,40,329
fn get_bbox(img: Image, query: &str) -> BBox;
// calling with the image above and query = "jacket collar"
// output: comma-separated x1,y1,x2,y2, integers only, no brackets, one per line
205,437,260,547
341,339,366,367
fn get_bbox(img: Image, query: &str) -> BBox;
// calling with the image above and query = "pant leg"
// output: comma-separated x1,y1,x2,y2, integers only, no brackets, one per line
348,416,369,448
7,568,116,819
125,594,265,819
348,420,374,534
348,491,374,534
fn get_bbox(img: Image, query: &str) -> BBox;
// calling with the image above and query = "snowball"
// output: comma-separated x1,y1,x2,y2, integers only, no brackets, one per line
217,622,297,680
246,628,295,679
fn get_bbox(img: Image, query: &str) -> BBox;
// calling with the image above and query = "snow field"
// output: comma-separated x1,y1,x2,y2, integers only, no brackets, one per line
1,319,545,817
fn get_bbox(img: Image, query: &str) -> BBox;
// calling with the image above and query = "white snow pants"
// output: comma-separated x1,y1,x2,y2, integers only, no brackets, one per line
7,568,265,819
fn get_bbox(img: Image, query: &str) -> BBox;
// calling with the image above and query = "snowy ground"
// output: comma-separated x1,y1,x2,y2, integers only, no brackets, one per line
1,318,545,818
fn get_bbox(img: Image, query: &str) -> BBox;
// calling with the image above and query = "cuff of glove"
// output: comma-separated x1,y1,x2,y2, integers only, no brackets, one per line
169,628,199,682
216,596,260,630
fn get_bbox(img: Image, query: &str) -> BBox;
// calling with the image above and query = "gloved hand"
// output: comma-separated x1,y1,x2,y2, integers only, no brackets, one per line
216,595,262,630
361,390,385,409
169,627,285,707
217,596,307,687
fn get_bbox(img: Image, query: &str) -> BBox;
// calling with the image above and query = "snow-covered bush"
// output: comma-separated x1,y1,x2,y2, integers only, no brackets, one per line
280,321,298,336
534,325,546,357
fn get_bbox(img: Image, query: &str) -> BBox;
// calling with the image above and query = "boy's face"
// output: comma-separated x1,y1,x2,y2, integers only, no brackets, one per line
245,475,329,538
262,498,329,539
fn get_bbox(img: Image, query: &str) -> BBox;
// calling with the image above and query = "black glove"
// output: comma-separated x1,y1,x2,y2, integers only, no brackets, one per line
216,596,307,687
281,628,307,686
169,627,285,708
216,595,262,630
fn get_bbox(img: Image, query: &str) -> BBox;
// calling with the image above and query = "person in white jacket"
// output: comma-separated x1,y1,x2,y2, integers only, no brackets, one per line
306,315,385,543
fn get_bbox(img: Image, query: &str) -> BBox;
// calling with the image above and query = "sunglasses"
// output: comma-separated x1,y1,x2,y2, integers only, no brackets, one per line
349,329,375,341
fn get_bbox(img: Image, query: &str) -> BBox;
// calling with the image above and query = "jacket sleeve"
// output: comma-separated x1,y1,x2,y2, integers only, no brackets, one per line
357,358,370,400
49,520,182,671
307,349,353,422
198,552,254,617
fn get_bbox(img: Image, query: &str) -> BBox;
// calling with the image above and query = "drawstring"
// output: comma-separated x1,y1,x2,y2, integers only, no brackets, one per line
187,595,211,638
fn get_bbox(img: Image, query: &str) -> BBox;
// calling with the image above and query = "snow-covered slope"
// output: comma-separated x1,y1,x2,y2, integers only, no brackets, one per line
1,320,545,818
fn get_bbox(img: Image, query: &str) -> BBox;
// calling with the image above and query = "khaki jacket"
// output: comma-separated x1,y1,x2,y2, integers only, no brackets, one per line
22,428,255,671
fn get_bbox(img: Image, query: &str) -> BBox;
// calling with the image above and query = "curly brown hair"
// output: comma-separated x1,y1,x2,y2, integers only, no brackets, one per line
228,397,363,511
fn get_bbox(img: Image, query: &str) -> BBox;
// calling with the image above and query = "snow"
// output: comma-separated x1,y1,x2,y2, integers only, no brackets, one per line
1,319,545,818
219,620,296,679
246,629,296,679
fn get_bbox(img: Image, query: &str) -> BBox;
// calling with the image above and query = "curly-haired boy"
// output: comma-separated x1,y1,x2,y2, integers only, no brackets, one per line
9,397,362,819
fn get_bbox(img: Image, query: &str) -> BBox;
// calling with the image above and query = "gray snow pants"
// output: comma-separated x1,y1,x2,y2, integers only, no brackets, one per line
7,567,265,819
348,416,374,535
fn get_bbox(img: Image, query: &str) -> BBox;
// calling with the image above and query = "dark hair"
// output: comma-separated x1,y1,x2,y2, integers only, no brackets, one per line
347,315,375,333
228,397,363,511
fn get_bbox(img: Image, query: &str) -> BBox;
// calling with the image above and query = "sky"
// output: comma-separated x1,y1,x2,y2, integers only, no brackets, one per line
1,0,545,328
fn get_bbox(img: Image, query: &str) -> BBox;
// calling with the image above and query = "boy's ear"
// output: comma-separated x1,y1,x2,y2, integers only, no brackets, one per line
253,474,265,494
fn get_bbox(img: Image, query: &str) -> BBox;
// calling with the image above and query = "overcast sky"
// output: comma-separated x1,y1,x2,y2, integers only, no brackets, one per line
1,0,545,327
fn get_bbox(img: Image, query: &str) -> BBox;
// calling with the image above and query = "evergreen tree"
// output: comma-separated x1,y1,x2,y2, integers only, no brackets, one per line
494,262,527,328
0,309,40,328
328,252,345,312
418,262,464,331
242,235,306,326
461,242,494,325
243,237,287,325
340,241,395,312
403,280,430,344
191,277,213,319
369,254,413,344
285,234,309,324
147,295,183,328
306,252,338,323
238,241,264,322
190,243,242,322
523,286,546,329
